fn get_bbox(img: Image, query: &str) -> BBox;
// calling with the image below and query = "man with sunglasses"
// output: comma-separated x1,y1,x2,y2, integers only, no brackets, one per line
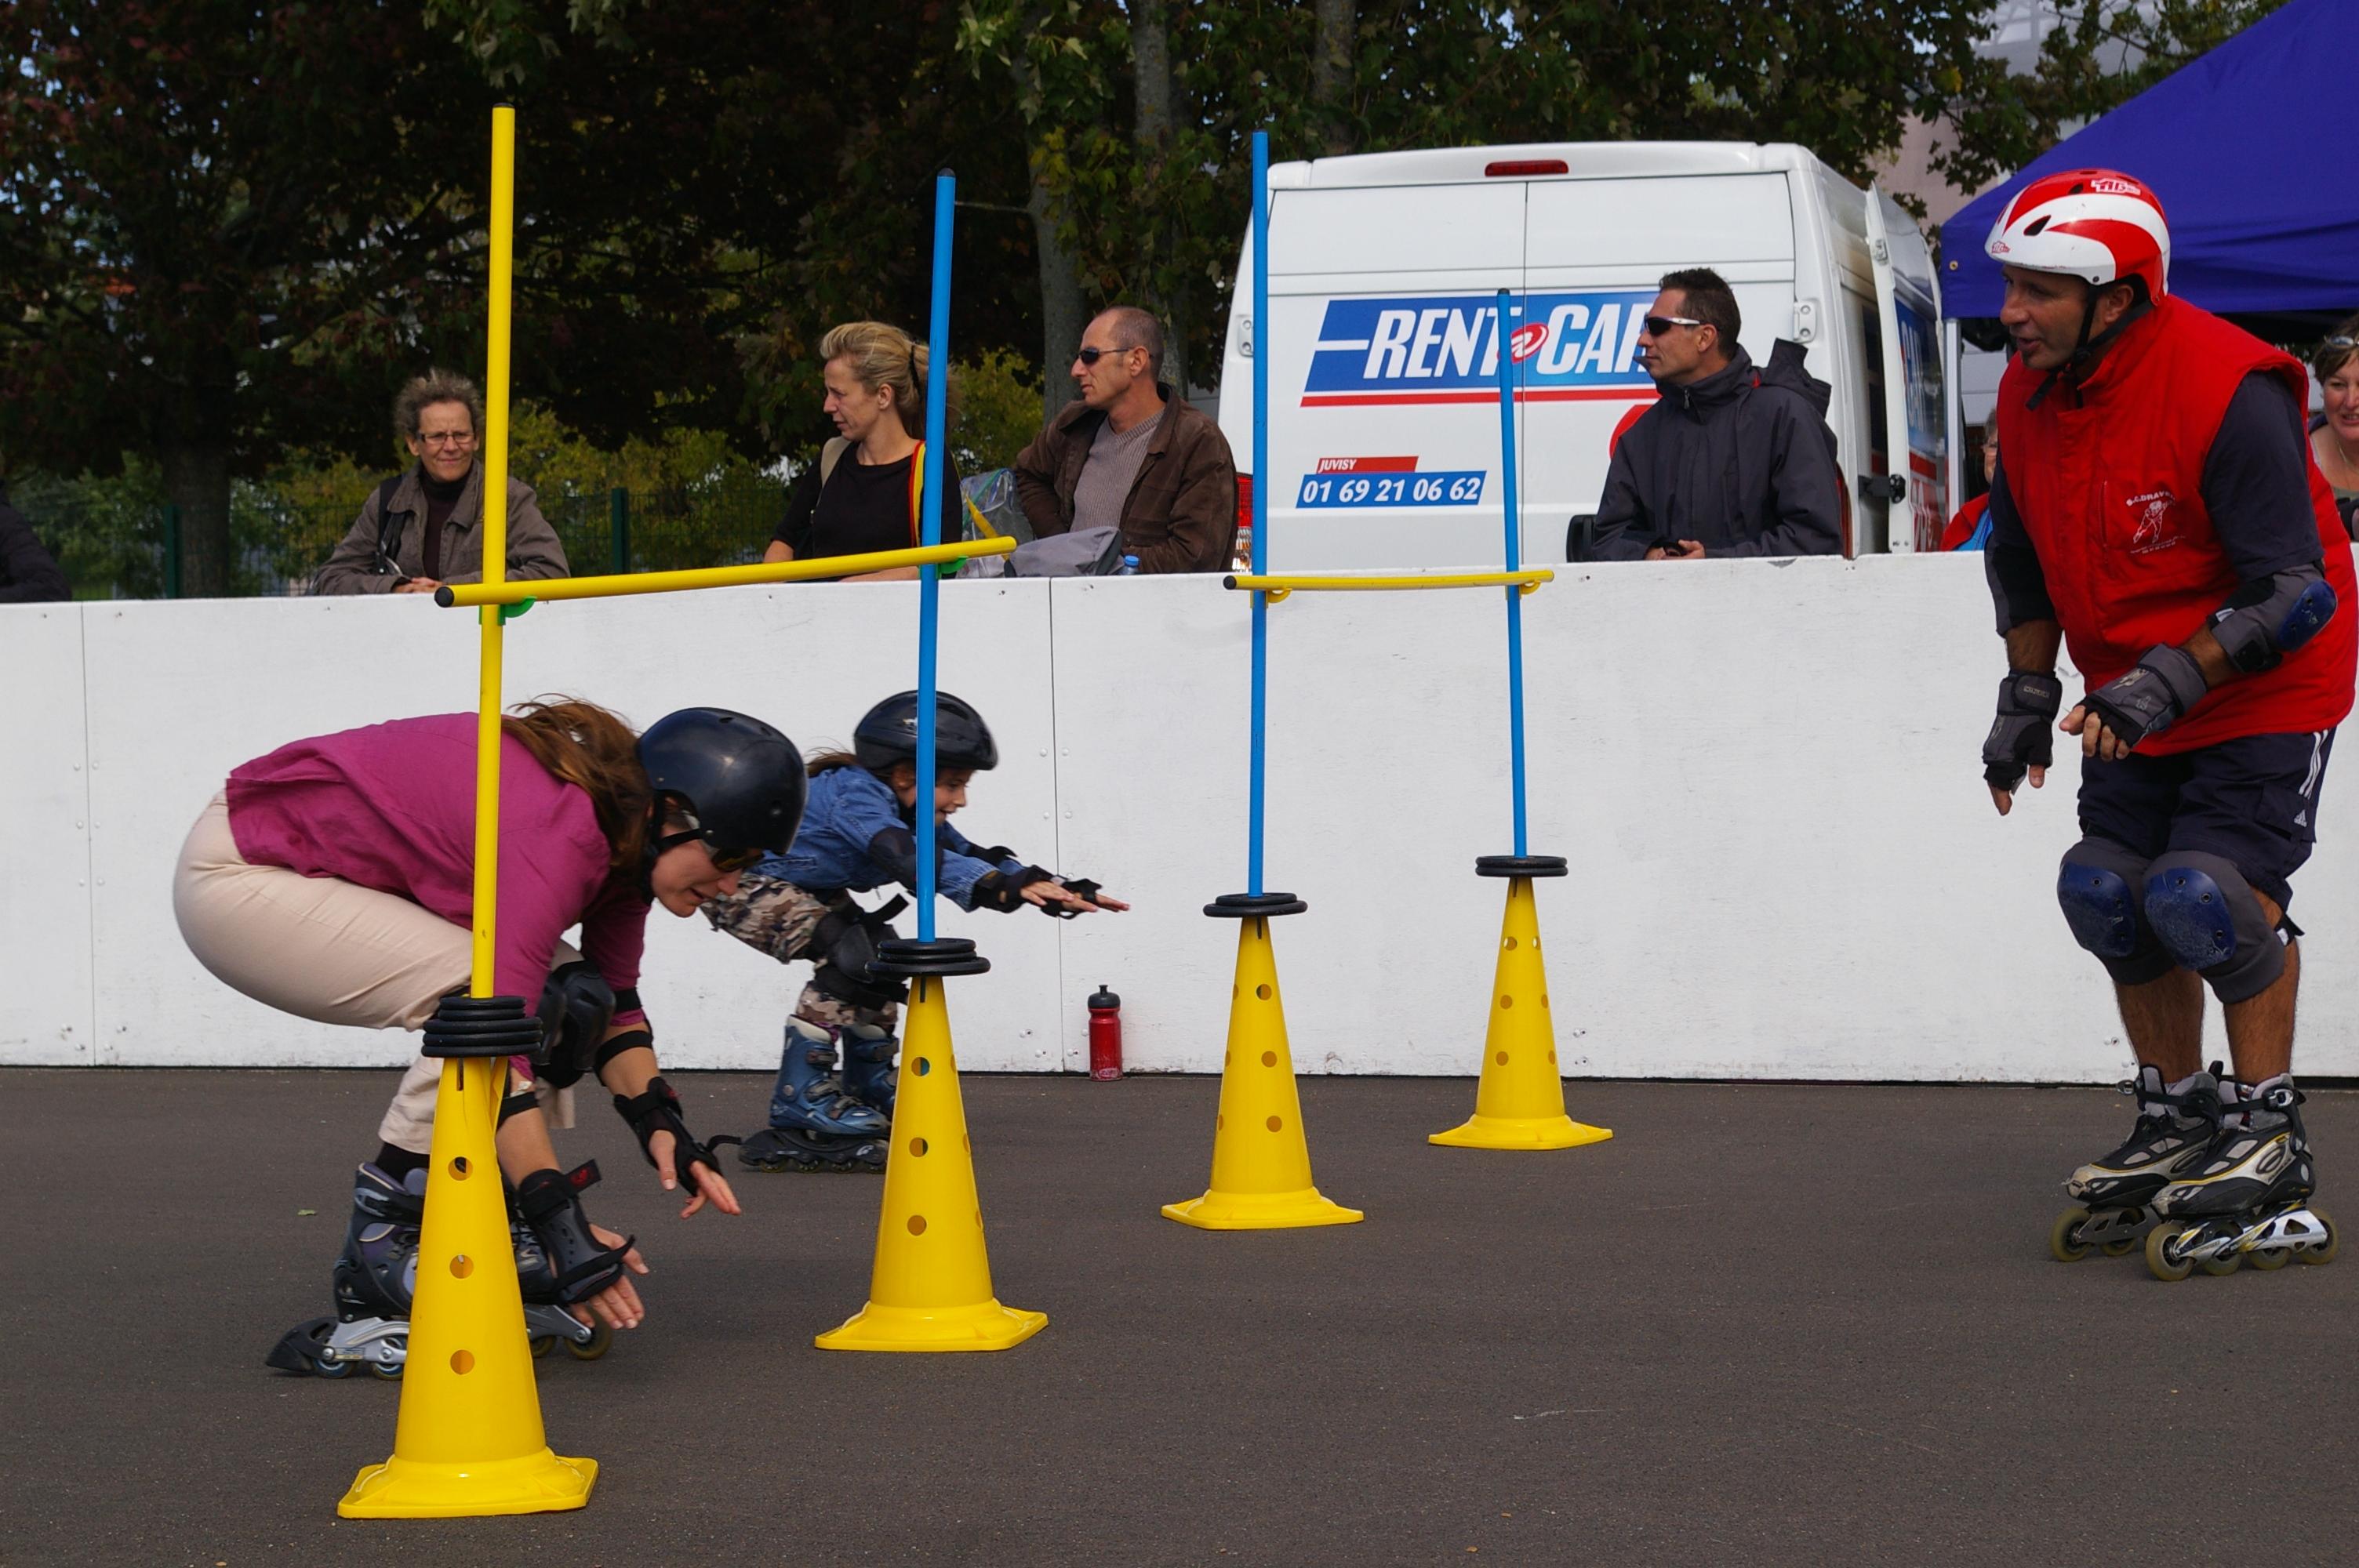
1979,170,2356,1273
1012,306,1238,573
312,368,570,595
1583,267,1843,562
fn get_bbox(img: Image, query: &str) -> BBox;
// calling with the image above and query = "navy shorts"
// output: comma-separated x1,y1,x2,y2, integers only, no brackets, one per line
2078,728,2335,911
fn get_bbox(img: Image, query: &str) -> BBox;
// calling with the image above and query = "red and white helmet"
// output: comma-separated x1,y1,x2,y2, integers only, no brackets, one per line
1984,169,2169,300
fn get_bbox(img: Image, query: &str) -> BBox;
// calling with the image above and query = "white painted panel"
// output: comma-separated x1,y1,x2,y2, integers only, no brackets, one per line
78,585,1063,1072
0,604,94,1064
21,563,2358,1081
1049,564,2358,1080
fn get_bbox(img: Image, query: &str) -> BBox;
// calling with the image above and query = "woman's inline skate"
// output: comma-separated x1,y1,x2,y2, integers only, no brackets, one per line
265,1161,611,1377
2143,1076,2338,1281
2052,1065,2224,1261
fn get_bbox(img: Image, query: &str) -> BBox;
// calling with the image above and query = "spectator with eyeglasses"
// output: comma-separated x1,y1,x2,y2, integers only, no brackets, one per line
1579,267,1843,562
2308,318,2359,537
312,368,569,595
1012,305,1238,572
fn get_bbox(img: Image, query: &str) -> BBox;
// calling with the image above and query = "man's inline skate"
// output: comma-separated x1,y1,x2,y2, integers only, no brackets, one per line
2143,1076,2339,1281
736,1018,889,1173
265,1161,611,1378
2052,1065,2223,1261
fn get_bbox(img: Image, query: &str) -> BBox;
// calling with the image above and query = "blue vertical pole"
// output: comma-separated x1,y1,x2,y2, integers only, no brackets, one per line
1494,288,1529,858
1247,130,1270,896
916,171,956,940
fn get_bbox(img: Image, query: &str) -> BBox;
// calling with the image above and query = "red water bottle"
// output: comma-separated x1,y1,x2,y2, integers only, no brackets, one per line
1087,984,1123,1080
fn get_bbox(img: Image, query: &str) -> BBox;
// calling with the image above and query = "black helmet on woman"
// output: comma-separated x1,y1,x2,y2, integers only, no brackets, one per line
852,691,998,773
638,707,806,869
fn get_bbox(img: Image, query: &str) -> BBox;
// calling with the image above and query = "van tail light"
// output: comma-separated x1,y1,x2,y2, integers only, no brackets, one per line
1233,474,1255,572
1485,158,1568,178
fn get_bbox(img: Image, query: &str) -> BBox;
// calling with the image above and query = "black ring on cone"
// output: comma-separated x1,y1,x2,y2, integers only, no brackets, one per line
870,936,992,977
422,994,543,1058
1204,891,1308,918
1476,855,1568,879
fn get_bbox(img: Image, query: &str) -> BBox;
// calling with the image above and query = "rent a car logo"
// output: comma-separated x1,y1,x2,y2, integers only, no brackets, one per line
1302,291,1656,406
1293,291,1653,510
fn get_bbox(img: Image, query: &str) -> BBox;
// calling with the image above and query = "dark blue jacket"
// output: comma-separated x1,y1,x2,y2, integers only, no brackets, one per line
756,764,1024,910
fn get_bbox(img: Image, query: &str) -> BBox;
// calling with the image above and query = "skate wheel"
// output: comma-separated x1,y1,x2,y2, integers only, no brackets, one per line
2145,1221,2195,1282
2251,1246,2292,1272
566,1323,613,1362
312,1356,354,1379
2101,1235,2140,1258
2199,1250,2241,1277
2299,1207,2338,1265
369,1359,403,1380
2049,1207,2094,1262
530,1334,557,1359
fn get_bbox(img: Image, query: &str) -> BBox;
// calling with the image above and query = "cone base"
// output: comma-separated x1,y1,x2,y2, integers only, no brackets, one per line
1429,1114,1614,1150
336,1448,596,1519
1161,1186,1365,1230
814,1298,1047,1353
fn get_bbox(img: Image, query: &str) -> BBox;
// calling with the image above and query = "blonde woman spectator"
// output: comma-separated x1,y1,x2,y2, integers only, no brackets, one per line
766,322,962,583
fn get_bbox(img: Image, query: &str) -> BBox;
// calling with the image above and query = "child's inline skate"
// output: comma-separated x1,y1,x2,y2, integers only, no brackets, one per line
736,1018,889,1173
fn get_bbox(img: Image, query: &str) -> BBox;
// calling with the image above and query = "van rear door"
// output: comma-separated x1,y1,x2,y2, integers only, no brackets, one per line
1522,172,1797,560
1866,187,1949,552
1257,180,1525,570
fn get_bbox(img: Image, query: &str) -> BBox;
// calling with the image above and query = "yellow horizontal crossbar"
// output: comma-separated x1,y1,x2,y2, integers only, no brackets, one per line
434,537,1018,608
1223,568,1552,602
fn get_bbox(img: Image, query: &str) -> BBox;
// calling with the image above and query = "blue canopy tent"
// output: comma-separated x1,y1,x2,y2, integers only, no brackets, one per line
1940,0,2359,321
1934,0,2357,505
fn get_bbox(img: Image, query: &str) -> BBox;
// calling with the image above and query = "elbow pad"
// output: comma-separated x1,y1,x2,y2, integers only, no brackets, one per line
868,826,922,887
2208,563,2337,674
534,961,616,1090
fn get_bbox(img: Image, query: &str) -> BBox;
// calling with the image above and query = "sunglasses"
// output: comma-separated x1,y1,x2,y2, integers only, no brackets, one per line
1074,344,1139,365
1642,314,1707,336
654,827,763,873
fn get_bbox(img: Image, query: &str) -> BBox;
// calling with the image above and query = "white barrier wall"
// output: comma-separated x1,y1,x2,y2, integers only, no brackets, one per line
6,557,2355,1080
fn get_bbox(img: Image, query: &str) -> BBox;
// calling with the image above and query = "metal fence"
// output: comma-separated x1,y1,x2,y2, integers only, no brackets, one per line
13,476,788,600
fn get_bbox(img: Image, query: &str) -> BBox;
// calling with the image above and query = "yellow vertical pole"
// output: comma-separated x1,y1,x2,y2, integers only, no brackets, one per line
340,103,596,1520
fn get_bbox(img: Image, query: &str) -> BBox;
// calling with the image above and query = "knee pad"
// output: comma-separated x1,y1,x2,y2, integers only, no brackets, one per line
2057,839,2172,985
536,960,616,1089
2143,851,2287,1004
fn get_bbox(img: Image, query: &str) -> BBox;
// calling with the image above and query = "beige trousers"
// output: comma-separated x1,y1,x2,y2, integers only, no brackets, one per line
173,792,573,1152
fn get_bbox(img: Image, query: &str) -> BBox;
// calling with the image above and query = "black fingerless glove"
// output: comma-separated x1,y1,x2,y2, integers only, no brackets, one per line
972,866,1054,913
612,1075,732,1195
1983,670,2062,790
2084,644,2208,750
514,1161,633,1305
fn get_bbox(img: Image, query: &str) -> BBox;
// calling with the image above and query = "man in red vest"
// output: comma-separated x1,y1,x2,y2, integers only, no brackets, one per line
1978,169,2355,1276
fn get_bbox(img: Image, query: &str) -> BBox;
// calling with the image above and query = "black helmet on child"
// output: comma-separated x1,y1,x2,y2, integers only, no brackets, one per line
638,707,806,870
852,690,998,773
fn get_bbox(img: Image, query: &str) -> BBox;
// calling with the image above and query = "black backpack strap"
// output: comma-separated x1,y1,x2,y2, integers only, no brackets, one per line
371,473,410,575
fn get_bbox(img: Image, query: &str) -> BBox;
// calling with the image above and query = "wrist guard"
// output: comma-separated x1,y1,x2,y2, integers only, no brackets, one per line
1982,670,2062,790
514,1161,633,1305
972,866,1054,913
2085,644,2208,750
1038,876,1104,917
612,1074,731,1195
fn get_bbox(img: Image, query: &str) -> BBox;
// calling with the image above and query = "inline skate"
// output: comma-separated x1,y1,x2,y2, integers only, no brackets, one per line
736,1019,889,1174
2144,1077,2338,1281
2051,1065,2222,1261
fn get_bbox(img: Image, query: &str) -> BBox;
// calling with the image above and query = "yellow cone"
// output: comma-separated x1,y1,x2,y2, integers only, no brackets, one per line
817,975,1045,1352
1163,914,1365,1229
1430,877,1613,1150
340,1055,596,1517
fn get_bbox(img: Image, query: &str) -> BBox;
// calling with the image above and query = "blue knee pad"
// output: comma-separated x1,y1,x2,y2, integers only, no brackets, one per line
2058,840,2172,985
2143,851,2287,1004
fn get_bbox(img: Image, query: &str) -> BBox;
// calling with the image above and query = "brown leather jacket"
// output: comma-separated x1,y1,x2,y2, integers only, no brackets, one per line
1012,387,1238,573
311,461,569,595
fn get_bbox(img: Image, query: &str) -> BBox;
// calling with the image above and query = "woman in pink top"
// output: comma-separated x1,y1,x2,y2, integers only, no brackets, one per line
173,699,806,1376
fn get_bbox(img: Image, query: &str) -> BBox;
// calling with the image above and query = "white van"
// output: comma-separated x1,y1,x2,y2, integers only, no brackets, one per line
1217,141,1951,568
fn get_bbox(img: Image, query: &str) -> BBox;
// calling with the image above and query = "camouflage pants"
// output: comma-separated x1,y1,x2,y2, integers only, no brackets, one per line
701,872,900,1035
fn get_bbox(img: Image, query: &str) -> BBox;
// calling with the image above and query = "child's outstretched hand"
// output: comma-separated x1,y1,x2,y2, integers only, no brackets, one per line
1023,880,1129,915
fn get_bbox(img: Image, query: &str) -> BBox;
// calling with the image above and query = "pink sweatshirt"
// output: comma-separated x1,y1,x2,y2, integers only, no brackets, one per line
227,713,652,1074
